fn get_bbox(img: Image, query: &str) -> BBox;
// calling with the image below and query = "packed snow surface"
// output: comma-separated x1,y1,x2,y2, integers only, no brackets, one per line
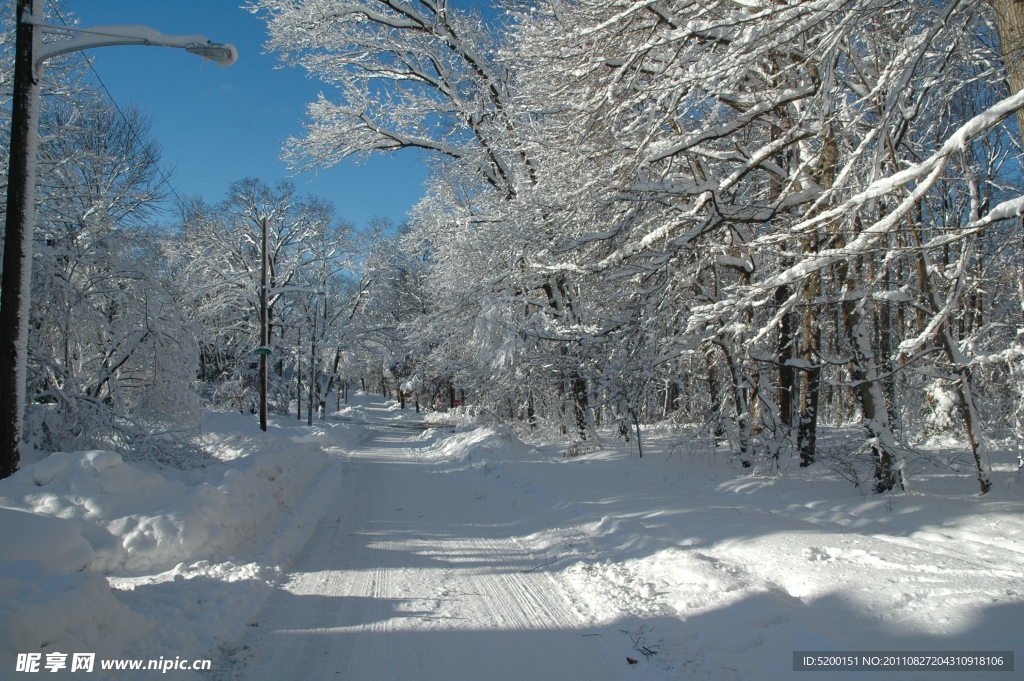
1,394,1021,679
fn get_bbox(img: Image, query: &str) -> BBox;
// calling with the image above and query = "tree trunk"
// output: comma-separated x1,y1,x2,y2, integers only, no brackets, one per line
713,339,752,466
878,262,898,432
705,348,726,440
798,269,821,467
992,0,1024,133
296,330,303,421
307,333,315,427
296,365,302,421
797,339,821,468
776,282,795,432
843,276,901,493
572,375,588,439
914,248,993,494
664,379,680,420
797,360,820,468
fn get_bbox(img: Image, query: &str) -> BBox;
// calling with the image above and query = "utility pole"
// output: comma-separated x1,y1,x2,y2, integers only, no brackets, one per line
0,0,41,479
259,217,269,432
0,4,236,478
307,320,316,427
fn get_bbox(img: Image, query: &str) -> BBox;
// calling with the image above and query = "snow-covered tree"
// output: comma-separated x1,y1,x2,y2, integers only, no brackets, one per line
248,0,526,196
171,179,342,415
256,0,1024,493
500,0,1023,491
15,91,200,457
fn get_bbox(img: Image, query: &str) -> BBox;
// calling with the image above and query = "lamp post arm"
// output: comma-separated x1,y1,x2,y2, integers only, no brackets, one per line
30,22,238,70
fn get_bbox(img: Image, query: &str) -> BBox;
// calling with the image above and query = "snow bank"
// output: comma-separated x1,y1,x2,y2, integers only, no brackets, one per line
0,507,94,573
0,433,331,574
417,425,539,466
0,560,162,670
0,412,360,677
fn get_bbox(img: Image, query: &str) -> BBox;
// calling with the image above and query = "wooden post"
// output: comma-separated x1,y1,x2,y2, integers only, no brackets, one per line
0,0,42,478
259,217,268,432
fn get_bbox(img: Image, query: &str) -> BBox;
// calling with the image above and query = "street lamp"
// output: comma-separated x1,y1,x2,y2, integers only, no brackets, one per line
0,0,237,478
34,24,237,67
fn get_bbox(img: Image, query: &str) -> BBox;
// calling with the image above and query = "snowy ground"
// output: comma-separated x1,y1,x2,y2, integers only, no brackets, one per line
1,394,1021,680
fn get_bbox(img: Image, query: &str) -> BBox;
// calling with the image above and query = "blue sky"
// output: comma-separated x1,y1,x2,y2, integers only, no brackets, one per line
65,1,430,230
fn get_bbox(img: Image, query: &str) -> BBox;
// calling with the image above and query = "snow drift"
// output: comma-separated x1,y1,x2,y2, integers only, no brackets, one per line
0,412,360,675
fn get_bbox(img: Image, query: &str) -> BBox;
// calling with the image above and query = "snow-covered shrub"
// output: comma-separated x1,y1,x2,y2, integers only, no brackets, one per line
923,380,960,436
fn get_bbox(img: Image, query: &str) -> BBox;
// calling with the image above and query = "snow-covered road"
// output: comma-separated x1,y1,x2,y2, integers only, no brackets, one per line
221,404,620,680
205,398,1023,681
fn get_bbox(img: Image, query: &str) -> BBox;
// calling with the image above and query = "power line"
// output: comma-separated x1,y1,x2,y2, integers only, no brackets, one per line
46,0,188,212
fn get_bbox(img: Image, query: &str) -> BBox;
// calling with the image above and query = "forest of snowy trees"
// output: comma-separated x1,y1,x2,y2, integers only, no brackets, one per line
246,0,1024,495
3,1,1024,496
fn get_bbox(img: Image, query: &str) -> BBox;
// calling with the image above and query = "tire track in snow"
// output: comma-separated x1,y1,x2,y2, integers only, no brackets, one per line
214,419,621,681
432,533,579,633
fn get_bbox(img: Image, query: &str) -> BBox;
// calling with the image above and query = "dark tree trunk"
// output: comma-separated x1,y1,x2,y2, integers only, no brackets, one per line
572,375,588,440
705,349,726,440
776,283,795,433
798,271,821,468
